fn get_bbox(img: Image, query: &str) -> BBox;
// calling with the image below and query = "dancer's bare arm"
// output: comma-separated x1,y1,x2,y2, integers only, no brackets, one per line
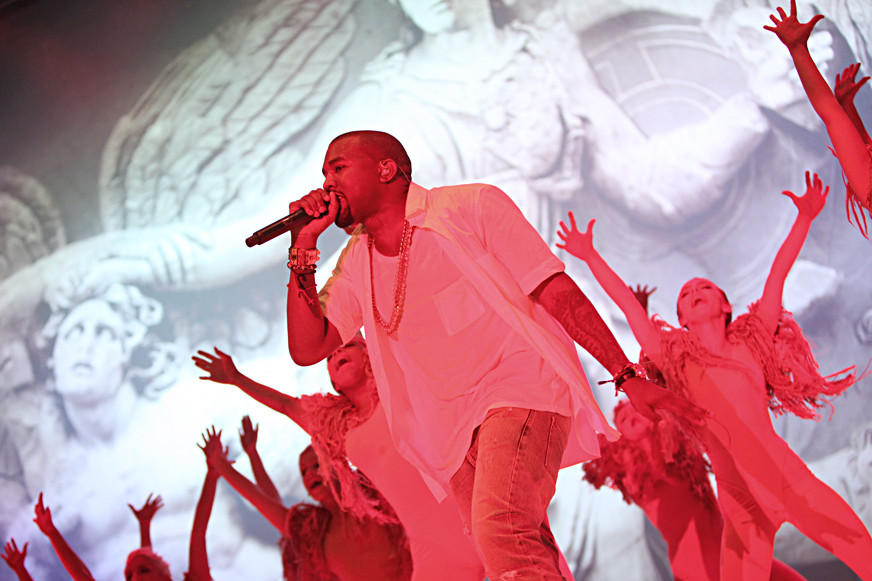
758,172,828,333
2,540,34,581
556,214,660,359
834,63,872,145
127,493,163,548
200,429,288,532
767,1,871,203
187,428,222,581
33,494,95,581
193,347,312,433
239,415,283,502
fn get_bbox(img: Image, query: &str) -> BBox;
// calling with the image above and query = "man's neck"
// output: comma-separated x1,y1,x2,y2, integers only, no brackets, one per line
365,203,408,257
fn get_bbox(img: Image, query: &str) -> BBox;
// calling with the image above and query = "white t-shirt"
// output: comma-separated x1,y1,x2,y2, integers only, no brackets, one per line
321,182,617,496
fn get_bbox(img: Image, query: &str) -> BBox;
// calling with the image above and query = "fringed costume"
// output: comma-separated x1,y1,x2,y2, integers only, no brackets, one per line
282,471,412,581
582,401,715,512
298,391,402,527
841,144,872,237
644,302,867,580
653,302,855,420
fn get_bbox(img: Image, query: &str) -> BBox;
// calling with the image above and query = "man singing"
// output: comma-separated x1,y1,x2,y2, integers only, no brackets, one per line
285,130,686,580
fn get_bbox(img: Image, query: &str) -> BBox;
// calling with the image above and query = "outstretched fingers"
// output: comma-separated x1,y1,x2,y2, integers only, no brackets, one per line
834,64,869,103
782,171,828,217
193,347,234,382
556,212,597,259
192,350,216,375
1,539,27,567
765,1,824,47
199,425,231,467
239,415,258,449
199,425,221,449
630,284,657,311
567,210,579,231
764,3,789,29
128,493,164,521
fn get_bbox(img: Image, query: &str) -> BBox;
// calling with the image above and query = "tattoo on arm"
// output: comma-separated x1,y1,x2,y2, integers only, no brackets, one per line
545,289,628,374
291,272,320,310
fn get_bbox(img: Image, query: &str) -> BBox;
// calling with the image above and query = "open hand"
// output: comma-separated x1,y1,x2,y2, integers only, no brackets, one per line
783,171,828,219
629,284,657,313
764,0,824,50
834,63,869,108
193,347,239,385
127,493,163,525
239,415,258,453
198,426,230,469
556,212,597,261
1,539,27,571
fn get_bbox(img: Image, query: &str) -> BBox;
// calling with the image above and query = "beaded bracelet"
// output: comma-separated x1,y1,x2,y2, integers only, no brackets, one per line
288,246,320,273
598,362,648,394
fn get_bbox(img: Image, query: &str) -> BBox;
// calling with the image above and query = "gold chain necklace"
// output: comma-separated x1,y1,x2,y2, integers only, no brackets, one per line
368,220,414,337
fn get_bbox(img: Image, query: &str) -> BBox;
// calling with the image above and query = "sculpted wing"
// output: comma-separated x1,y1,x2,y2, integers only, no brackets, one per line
99,0,358,230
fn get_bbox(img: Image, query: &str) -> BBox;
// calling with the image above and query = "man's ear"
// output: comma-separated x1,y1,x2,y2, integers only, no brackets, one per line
378,159,397,182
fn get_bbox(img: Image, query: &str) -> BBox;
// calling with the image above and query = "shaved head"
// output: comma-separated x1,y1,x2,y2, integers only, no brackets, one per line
331,130,412,181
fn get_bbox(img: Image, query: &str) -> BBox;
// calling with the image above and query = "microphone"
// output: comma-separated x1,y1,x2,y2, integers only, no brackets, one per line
245,198,340,247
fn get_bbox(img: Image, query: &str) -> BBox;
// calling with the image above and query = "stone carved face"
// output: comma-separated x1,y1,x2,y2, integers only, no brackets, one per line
52,299,129,404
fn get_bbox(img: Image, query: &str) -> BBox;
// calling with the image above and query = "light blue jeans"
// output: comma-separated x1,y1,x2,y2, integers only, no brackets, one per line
449,407,570,581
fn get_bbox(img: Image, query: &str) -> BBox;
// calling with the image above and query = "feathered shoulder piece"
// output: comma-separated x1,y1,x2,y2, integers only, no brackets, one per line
649,315,731,401
284,475,411,581
841,144,872,237
284,503,335,581
299,390,401,525
583,401,715,510
652,304,855,420
729,301,855,419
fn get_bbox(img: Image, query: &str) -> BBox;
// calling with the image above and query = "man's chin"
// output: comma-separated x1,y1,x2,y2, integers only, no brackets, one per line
335,211,355,230
332,195,354,229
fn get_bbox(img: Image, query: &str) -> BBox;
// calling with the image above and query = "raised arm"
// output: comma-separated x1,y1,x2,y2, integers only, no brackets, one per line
549,214,707,424
757,172,828,333
286,190,344,366
200,427,288,532
556,214,660,358
239,415,282,503
192,347,312,434
186,428,224,581
766,1,871,202
32,494,95,581
835,63,872,145
127,493,163,548
2,540,35,581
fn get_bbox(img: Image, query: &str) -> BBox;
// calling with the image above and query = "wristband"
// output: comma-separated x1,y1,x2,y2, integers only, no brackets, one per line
598,362,648,394
288,246,320,273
